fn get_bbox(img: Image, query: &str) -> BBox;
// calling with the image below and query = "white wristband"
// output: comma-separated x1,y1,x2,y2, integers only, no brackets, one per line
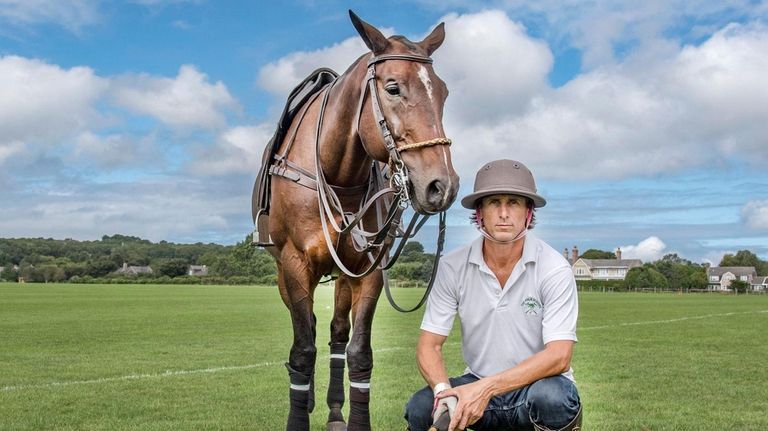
433,382,451,395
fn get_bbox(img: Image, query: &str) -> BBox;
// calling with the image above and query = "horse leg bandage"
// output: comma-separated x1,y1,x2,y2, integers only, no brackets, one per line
286,363,312,430
327,343,347,423
347,369,371,431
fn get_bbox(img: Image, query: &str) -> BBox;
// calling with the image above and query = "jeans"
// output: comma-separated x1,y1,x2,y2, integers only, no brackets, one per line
404,374,580,431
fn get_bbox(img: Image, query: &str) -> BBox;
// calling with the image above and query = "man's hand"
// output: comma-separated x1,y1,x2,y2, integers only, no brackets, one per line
436,380,492,431
432,382,457,423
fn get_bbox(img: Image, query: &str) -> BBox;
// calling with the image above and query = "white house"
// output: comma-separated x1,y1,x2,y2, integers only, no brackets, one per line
188,265,209,276
707,266,757,291
115,262,153,275
569,247,642,281
572,258,643,280
750,276,768,292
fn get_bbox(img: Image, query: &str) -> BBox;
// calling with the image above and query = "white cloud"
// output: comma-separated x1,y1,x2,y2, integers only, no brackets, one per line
435,10,553,124
620,236,667,262
742,200,768,230
111,65,239,130
0,55,107,164
0,0,101,32
445,20,768,181
73,132,159,168
258,36,372,98
189,124,274,175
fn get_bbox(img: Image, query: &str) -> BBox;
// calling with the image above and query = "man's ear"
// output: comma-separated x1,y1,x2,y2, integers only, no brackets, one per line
349,10,389,54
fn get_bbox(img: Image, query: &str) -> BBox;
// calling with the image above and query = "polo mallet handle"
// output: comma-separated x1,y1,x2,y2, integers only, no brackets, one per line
428,411,451,431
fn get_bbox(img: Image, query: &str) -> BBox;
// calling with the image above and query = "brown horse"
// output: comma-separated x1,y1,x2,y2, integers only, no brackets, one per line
261,11,458,431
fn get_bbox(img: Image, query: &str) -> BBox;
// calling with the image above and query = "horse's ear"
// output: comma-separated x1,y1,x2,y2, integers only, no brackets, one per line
418,22,445,56
349,10,389,54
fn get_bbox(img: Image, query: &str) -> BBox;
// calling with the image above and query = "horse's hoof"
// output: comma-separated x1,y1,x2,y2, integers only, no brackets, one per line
326,421,347,431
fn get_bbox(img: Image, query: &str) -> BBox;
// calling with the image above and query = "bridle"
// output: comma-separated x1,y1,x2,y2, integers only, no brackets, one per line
313,52,452,312
355,53,452,207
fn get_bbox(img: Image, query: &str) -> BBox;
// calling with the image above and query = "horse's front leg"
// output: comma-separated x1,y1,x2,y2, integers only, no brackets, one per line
327,276,352,430
346,270,384,431
279,245,321,431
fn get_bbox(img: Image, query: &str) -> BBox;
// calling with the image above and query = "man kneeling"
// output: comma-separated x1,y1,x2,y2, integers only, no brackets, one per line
405,160,582,431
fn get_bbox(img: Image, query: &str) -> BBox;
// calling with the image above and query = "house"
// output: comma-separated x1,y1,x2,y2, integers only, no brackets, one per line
707,266,757,291
570,247,642,281
188,265,209,276
115,262,153,275
751,276,768,292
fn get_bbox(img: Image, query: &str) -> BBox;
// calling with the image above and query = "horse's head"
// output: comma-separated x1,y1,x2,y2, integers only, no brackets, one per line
350,11,459,215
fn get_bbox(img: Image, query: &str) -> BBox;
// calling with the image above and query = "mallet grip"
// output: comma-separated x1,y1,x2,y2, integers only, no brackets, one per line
428,411,451,431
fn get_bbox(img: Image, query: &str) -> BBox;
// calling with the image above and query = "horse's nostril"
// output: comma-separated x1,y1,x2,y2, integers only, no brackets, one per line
427,179,446,205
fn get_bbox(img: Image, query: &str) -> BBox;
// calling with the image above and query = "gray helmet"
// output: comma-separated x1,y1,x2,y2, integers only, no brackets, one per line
460,159,547,209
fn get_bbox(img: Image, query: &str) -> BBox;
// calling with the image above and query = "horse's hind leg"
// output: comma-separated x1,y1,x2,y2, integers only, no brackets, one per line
346,270,383,431
278,248,321,431
327,277,352,431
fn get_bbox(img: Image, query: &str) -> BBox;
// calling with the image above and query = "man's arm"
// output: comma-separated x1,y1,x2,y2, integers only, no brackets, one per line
416,329,450,389
439,340,574,430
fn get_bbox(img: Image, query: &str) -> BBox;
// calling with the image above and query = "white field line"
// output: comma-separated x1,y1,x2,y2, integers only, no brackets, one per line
578,309,768,331
4,310,767,392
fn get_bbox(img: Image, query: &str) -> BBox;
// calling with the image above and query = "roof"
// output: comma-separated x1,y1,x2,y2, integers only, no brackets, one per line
578,258,643,269
707,266,756,277
752,276,768,285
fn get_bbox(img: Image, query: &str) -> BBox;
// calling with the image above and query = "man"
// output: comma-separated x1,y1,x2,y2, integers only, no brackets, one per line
404,159,582,431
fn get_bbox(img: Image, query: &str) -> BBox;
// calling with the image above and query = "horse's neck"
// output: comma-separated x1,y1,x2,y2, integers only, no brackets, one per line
317,63,373,187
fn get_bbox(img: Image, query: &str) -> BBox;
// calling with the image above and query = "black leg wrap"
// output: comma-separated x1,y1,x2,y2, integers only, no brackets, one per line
328,343,346,406
308,372,315,413
348,369,371,431
286,363,311,431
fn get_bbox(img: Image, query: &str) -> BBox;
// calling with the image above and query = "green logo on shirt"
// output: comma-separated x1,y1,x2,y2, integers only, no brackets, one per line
521,297,542,315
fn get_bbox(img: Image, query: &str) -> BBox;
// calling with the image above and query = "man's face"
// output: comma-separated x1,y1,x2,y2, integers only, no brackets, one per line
478,194,529,241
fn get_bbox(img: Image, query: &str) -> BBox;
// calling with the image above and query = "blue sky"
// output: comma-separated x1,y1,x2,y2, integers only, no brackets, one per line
1,0,767,265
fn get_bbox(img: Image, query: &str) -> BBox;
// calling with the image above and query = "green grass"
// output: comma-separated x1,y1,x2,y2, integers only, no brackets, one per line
1,284,767,430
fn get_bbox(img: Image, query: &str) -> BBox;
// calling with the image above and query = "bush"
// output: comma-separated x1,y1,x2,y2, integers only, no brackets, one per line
576,279,626,291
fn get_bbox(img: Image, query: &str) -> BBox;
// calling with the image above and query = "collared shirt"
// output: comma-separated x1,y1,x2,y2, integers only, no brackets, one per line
421,234,578,380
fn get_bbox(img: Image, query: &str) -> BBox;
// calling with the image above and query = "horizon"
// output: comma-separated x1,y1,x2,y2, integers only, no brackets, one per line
1,1,767,265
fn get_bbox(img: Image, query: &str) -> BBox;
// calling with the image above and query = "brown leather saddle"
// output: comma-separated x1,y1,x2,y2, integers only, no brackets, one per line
251,68,338,247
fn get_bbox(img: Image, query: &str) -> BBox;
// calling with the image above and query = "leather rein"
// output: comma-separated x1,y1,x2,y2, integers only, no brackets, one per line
275,52,452,312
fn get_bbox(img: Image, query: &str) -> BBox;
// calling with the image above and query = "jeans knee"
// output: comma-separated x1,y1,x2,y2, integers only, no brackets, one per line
527,376,580,428
404,385,434,431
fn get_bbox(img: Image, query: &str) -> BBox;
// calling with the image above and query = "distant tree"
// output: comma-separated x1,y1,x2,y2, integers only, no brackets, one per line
684,267,708,290
625,266,669,290
579,249,616,259
719,250,760,268
730,280,750,293
39,265,66,283
156,259,189,278
401,241,425,259
86,257,119,278
1,265,17,282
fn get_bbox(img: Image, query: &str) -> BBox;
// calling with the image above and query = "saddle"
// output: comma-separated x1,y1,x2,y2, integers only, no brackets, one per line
251,68,338,246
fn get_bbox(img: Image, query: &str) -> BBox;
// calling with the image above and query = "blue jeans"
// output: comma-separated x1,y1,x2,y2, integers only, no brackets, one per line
404,374,580,430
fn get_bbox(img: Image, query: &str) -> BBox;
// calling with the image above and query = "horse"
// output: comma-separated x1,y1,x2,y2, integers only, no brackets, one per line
255,11,459,431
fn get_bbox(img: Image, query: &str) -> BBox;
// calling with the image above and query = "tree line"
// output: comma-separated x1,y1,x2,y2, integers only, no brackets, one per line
576,248,768,292
0,235,436,285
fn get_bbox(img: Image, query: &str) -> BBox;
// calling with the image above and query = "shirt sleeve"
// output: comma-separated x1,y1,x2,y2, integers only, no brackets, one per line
540,265,579,345
420,258,459,337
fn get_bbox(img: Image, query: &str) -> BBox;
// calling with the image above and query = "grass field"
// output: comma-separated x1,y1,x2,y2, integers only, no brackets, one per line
1,283,767,430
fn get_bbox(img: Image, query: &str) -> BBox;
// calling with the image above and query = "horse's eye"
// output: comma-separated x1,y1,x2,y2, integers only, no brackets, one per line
385,83,400,96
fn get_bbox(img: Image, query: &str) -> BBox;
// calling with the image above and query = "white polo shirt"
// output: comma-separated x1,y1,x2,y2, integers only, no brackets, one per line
421,234,578,380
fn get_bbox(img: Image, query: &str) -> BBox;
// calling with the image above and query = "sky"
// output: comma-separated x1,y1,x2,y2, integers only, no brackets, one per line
0,0,767,265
